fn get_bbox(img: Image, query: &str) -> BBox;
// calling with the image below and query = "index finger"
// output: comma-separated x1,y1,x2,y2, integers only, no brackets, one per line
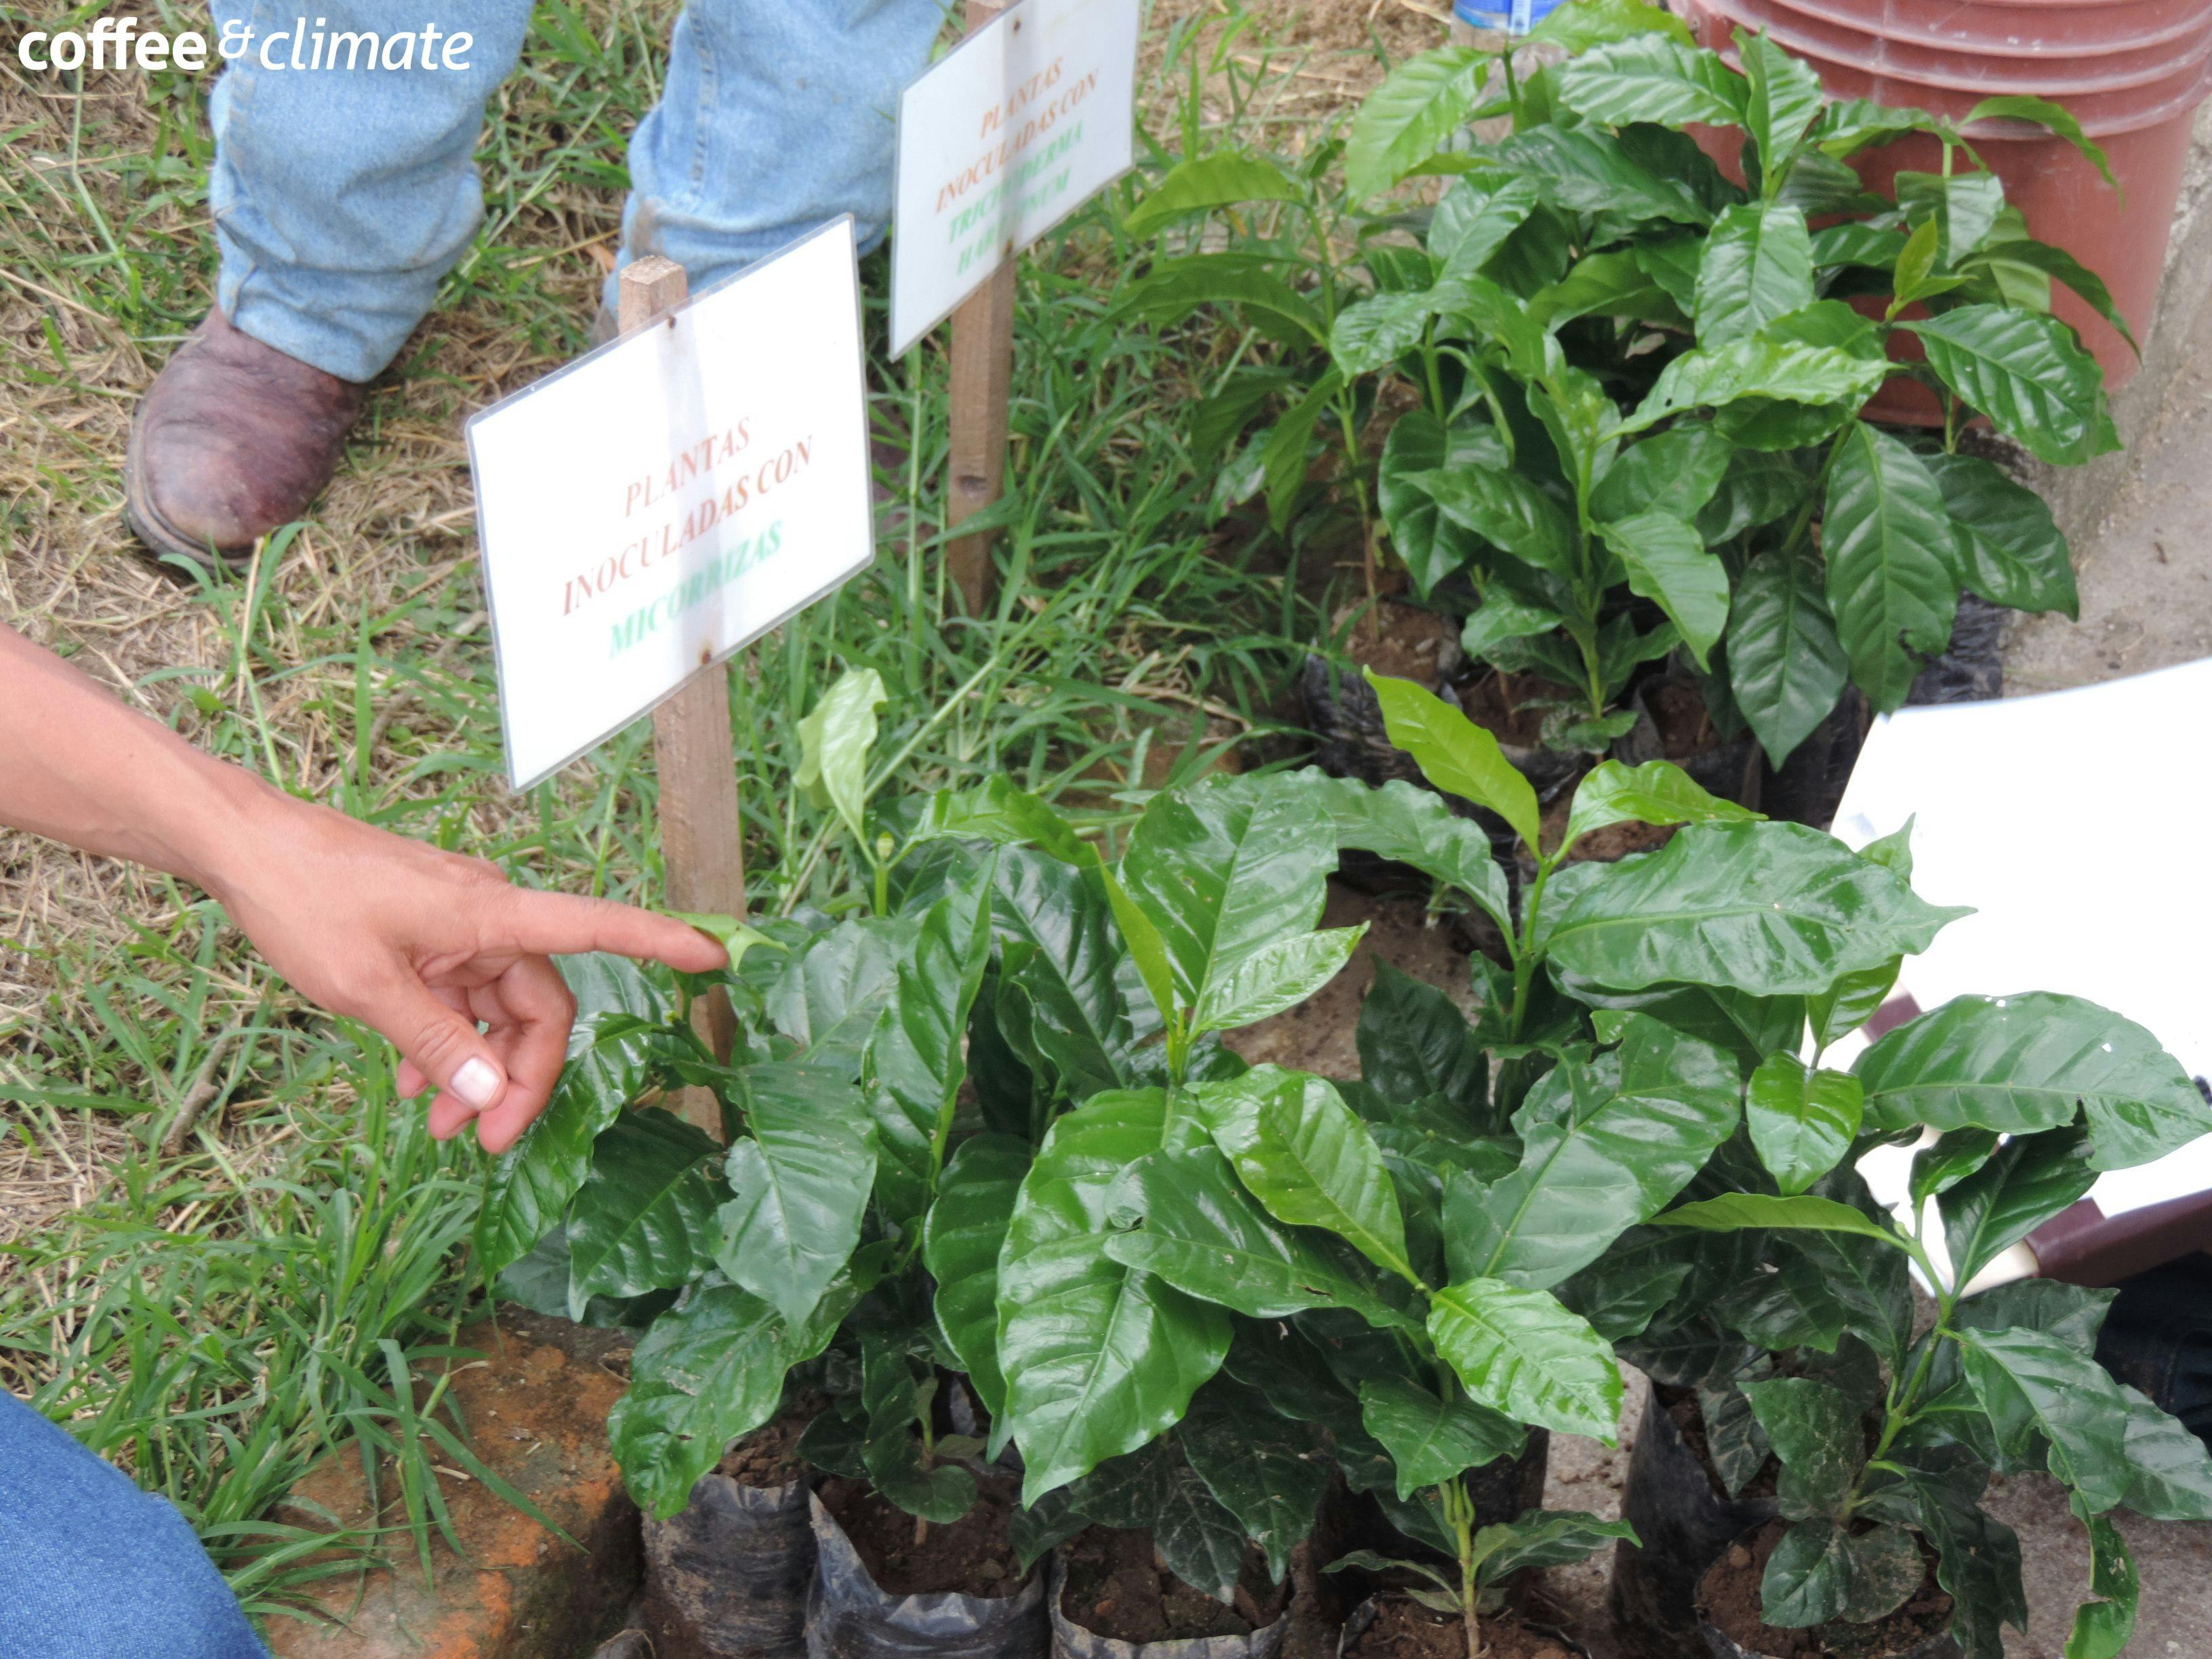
486,888,732,971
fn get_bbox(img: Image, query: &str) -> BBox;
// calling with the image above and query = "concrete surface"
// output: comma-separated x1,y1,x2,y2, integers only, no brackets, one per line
268,1313,641,1659
2006,274,2212,695
2004,102,2212,697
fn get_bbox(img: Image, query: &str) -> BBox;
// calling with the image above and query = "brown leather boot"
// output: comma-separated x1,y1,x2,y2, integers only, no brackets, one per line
125,309,367,571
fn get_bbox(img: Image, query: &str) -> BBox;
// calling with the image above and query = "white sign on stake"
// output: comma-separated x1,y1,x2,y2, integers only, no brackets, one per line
467,218,875,790
889,0,1140,356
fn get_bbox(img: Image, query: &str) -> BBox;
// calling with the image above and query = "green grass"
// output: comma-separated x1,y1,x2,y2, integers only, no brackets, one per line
0,0,1364,1627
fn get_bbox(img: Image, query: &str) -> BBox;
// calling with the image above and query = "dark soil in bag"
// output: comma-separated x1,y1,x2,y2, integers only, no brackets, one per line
1336,1596,1585,1659
1050,1525,1288,1658
1696,1522,1959,1659
643,1413,818,1659
1607,1391,1778,1659
807,1481,1048,1659
819,1477,1031,1599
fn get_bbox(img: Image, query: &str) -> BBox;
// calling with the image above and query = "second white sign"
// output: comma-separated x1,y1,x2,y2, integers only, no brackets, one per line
889,0,1140,356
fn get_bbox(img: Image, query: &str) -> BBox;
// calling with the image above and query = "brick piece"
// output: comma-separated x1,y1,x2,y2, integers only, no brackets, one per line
268,1314,642,1659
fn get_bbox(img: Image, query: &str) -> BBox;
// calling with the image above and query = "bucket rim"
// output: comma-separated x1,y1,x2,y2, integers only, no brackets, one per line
1693,0,2212,131
1771,0,2212,60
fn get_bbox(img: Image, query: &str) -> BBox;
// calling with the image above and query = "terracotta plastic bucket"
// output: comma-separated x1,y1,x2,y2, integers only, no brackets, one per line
1682,0,2212,394
1776,0,2212,60
1714,0,2212,96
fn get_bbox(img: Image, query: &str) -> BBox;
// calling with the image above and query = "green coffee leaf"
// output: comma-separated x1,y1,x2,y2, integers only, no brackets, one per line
716,1063,876,1327
866,860,996,1225
1939,1127,2097,1290
922,1132,1029,1419
1899,170,2009,266
2067,1502,2138,1659
1740,30,1826,185
1448,1015,1742,1289
1103,1145,1403,1324
1111,258,1328,347
1347,47,1488,201
1555,37,1748,130
1740,1376,1863,1516
1181,1376,1332,1584
1366,671,1542,855
1957,1325,2133,1512
1823,421,1960,715
1404,463,1579,583
1615,337,1886,437
1560,760,1760,857
796,668,887,847
568,1108,721,1305
1545,821,1965,997
1528,0,1692,51
1656,1192,1910,1250
1358,962,1486,1125
860,1334,977,1523
1191,925,1366,1037
1698,447,1811,544
1472,1511,1640,1585
1358,1376,1525,1500
1378,411,1505,598
1190,1064,1416,1284
1923,452,2079,619
1746,1055,1863,1197
1499,125,1719,227
1696,201,1815,344
1305,772,1513,938
1526,247,1685,329
1728,549,1848,769
914,777,1086,864
991,846,1147,1100
1595,512,1731,669
2113,1383,2212,1522
1122,775,1337,1017
1124,150,1304,237
997,1090,1232,1502
1427,1276,1624,1441
609,1279,849,1519
1904,306,2121,466
1965,95,2116,191
1855,992,2209,1168
1591,426,1734,526
478,955,677,1274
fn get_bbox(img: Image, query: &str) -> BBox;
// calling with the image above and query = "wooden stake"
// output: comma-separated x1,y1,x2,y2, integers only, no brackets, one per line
619,255,742,1141
943,0,1018,619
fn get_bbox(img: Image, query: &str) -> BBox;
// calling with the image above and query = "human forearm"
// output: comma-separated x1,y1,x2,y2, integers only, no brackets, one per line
0,623,725,1147
0,624,270,895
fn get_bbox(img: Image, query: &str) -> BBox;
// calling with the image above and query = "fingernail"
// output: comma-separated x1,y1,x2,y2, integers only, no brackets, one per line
451,1057,502,1109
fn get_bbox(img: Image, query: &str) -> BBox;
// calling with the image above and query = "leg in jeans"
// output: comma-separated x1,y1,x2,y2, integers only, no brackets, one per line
207,0,536,382
607,0,947,310
0,1391,268,1659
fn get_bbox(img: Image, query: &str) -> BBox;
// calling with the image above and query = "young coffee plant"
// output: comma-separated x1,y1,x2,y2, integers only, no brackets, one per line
1602,1029,2212,1658
1136,0,2123,758
1345,669,2212,1659
1330,1509,1635,1659
478,659,1406,1593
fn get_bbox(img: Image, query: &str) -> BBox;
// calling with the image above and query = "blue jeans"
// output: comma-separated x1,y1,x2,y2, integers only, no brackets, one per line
0,1391,269,1659
208,0,946,382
